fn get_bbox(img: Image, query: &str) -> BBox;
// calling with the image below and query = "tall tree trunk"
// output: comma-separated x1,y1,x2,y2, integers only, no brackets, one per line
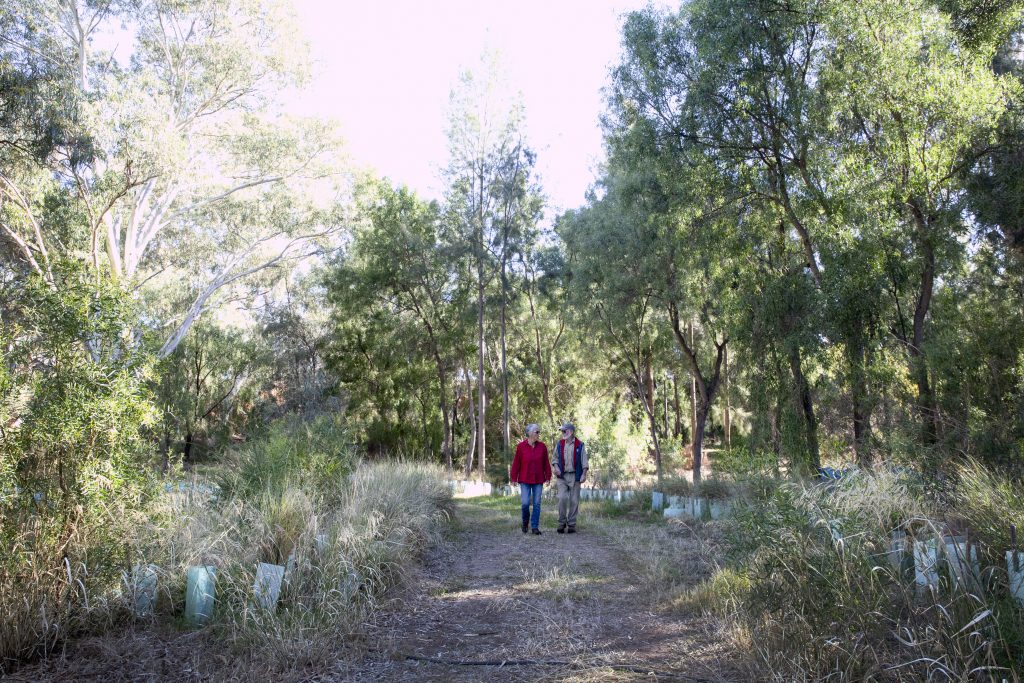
689,323,698,466
532,317,555,426
668,306,727,484
541,378,554,426
692,401,709,484
631,360,663,487
182,430,194,465
724,346,732,448
849,342,872,467
645,400,664,487
788,346,820,471
465,371,477,479
912,357,938,446
439,374,453,470
662,378,670,439
644,360,656,430
161,425,172,474
673,376,682,438
417,391,432,452
907,199,940,448
450,397,459,472
476,171,487,478
771,390,782,473
524,258,560,426
500,260,510,457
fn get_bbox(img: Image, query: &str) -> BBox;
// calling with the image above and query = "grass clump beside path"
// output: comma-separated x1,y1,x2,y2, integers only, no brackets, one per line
1,415,454,679
676,465,1024,682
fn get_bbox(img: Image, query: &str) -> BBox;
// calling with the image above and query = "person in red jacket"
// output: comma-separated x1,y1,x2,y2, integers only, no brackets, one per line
510,423,551,535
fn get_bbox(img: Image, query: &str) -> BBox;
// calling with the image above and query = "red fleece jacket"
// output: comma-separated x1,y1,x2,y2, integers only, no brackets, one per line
510,440,551,485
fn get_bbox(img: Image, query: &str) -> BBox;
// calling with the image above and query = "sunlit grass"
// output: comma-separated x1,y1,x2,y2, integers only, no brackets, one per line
0,416,454,676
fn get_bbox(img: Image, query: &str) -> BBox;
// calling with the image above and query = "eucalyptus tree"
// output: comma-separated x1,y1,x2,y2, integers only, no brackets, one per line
819,0,1011,450
611,1,829,466
0,0,347,359
964,33,1024,263
491,144,543,456
936,0,1024,49
559,193,671,485
157,320,267,467
662,215,736,482
732,201,826,469
258,275,333,417
518,242,570,426
326,181,469,466
611,0,1013,466
634,154,739,481
444,55,538,471
325,296,439,458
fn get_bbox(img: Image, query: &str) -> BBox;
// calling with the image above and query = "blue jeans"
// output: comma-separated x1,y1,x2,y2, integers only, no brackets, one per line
520,482,543,529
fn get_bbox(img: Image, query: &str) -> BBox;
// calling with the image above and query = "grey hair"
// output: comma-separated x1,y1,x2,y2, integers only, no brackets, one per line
525,423,541,437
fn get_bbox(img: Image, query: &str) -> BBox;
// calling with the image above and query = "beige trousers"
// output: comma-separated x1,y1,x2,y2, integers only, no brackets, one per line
556,476,581,528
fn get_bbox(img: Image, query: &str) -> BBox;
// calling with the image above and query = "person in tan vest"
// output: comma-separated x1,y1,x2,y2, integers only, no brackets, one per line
551,423,588,533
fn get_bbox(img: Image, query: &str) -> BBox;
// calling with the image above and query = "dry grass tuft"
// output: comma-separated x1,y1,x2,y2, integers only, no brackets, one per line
695,467,1024,682
1,415,453,679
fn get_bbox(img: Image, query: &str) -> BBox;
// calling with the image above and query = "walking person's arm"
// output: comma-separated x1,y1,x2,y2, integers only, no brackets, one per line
579,442,589,483
510,447,522,484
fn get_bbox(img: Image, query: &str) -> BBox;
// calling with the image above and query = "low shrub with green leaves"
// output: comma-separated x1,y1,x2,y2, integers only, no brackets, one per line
711,446,778,477
659,476,694,496
694,477,733,501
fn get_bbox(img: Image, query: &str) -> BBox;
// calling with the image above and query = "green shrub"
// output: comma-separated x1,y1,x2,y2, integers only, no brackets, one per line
0,265,157,671
217,414,356,502
694,477,733,500
660,477,694,496
712,446,777,477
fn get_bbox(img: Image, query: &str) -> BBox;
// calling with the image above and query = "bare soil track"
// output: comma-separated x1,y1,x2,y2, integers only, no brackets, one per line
335,499,741,683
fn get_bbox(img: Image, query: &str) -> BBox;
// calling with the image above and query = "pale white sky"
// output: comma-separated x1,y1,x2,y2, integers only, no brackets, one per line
289,0,672,214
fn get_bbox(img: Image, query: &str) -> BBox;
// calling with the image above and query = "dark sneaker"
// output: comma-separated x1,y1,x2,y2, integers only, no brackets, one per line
567,527,577,534
556,526,565,534
521,522,528,534
531,528,542,535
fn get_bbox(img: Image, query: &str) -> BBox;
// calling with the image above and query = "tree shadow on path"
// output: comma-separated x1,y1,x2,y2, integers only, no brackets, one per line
339,499,746,683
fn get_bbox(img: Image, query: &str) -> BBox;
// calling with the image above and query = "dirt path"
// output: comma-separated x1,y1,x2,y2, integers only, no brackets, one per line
337,499,741,683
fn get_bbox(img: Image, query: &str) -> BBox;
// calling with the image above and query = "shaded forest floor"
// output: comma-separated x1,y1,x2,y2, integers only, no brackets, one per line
335,497,742,682
3,497,743,683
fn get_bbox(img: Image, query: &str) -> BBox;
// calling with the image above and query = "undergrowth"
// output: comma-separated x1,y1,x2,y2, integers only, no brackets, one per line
1,415,452,677
680,463,1024,681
